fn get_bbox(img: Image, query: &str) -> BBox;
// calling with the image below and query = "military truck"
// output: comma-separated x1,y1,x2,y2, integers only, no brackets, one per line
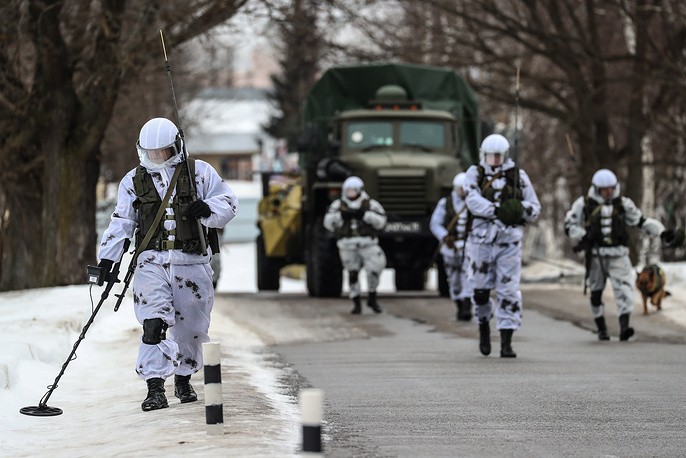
257,63,480,297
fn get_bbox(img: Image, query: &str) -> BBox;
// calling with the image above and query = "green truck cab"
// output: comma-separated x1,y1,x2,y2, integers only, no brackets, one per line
257,63,480,297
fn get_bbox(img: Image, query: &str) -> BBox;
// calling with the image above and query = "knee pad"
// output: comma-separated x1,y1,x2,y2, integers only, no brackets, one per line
590,290,603,307
473,289,491,306
142,318,168,345
349,270,359,284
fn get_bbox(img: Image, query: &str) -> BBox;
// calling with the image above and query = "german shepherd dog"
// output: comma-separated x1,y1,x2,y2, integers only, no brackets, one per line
636,264,670,315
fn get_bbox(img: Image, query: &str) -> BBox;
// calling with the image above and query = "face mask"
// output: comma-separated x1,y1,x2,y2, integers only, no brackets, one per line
345,188,361,200
485,153,504,167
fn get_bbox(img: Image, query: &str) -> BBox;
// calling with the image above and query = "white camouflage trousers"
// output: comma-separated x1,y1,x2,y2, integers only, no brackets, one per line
339,243,386,298
466,241,522,330
588,254,635,317
132,259,214,380
442,250,472,302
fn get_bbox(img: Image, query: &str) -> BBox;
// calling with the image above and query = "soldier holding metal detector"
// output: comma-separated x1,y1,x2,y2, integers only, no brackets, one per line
98,32,237,412
97,116,236,412
564,168,682,342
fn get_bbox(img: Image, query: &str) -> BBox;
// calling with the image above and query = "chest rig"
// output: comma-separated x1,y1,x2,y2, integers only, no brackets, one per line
476,165,522,203
583,197,628,247
132,160,208,254
468,165,523,229
337,199,377,238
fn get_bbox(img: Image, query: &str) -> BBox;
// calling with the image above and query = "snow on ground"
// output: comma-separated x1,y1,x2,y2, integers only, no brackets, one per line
2,244,686,457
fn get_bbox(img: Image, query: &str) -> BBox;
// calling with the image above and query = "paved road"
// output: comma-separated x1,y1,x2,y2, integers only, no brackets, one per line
215,287,686,457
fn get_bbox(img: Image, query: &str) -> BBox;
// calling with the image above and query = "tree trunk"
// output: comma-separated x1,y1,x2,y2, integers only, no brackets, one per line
0,194,44,290
42,144,99,286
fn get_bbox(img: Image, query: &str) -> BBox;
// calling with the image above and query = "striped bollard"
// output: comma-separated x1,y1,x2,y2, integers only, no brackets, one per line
300,388,323,453
202,342,223,435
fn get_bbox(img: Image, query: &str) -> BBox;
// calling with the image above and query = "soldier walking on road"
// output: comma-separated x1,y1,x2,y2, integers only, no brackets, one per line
324,176,387,314
99,117,237,411
463,134,541,358
564,168,680,341
430,172,473,321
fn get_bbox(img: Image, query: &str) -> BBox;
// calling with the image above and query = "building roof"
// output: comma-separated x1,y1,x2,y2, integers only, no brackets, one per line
186,132,268,155
182,86,277,155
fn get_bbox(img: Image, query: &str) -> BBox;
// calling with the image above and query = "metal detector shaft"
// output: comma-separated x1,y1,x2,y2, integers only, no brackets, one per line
20,239,130,416
159,30,208,256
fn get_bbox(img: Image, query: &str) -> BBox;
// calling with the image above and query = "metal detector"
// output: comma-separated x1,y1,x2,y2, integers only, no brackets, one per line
20,239,130,416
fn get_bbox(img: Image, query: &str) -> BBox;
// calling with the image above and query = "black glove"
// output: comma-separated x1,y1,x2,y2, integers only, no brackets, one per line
495,199,524,226
661,228,685,248
572,237,590,253
96,259,115,284
443,234,456,249
661,229,674,243
98,259,114,273
186,200,211,219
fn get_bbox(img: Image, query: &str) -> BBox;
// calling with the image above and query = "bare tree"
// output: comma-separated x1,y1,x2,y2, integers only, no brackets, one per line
0,0,249,291
331,0,686,259
265,0,324,145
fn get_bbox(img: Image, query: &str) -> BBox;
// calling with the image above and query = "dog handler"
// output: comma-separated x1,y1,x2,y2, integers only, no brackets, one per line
564,169,676,341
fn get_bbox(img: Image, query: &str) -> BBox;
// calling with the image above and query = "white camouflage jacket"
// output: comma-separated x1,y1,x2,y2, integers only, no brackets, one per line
323,191,387,249
430,192,469,257
463,158,540,244
99,154,238,265
564,185,664,257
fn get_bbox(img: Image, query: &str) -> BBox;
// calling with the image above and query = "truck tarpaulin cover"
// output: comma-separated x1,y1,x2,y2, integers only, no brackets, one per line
302,63,480,166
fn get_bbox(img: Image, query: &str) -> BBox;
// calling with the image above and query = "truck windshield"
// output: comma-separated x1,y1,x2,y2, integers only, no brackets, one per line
346,122,394,150
399,121,445,149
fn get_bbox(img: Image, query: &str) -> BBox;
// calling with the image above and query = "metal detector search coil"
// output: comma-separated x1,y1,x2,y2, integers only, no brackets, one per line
21,239,130,417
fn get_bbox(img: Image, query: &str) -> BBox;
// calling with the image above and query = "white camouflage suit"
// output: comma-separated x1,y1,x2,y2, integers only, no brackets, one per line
463,158,541,330
323,191,387,298
99,153,237,381
564,186,664,318
430,192,471,302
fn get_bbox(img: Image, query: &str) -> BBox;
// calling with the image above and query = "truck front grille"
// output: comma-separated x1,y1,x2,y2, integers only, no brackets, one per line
377,170,427,216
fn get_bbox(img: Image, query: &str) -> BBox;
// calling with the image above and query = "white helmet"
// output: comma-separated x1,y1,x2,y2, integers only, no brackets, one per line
591,169,617,188
480,134,510,158
452,172,466,190
137,117,179,151
342,176,364,201
136,118,181,170
591,168,620,199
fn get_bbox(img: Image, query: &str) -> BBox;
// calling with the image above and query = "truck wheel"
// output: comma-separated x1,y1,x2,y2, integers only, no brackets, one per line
306,218,342,297
395,268,427,291
436,259,450,297
256,234,282,291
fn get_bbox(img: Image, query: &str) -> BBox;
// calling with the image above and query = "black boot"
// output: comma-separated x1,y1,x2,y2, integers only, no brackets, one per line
500,329,517,358
619,313,635,341
174,374,198,403
594,316,610,341
479,321,491,356
456,299,473,321
367,292,382,314
351,296,362,314
141,377,168,412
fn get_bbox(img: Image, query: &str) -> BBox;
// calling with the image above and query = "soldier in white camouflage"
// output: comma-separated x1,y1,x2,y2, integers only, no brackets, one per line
430,172,473,321
463,134,541,358
564,168,680,341
324,176,387,314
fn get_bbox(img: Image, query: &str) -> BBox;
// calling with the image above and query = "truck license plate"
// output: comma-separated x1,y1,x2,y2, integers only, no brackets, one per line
384,221,422,233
